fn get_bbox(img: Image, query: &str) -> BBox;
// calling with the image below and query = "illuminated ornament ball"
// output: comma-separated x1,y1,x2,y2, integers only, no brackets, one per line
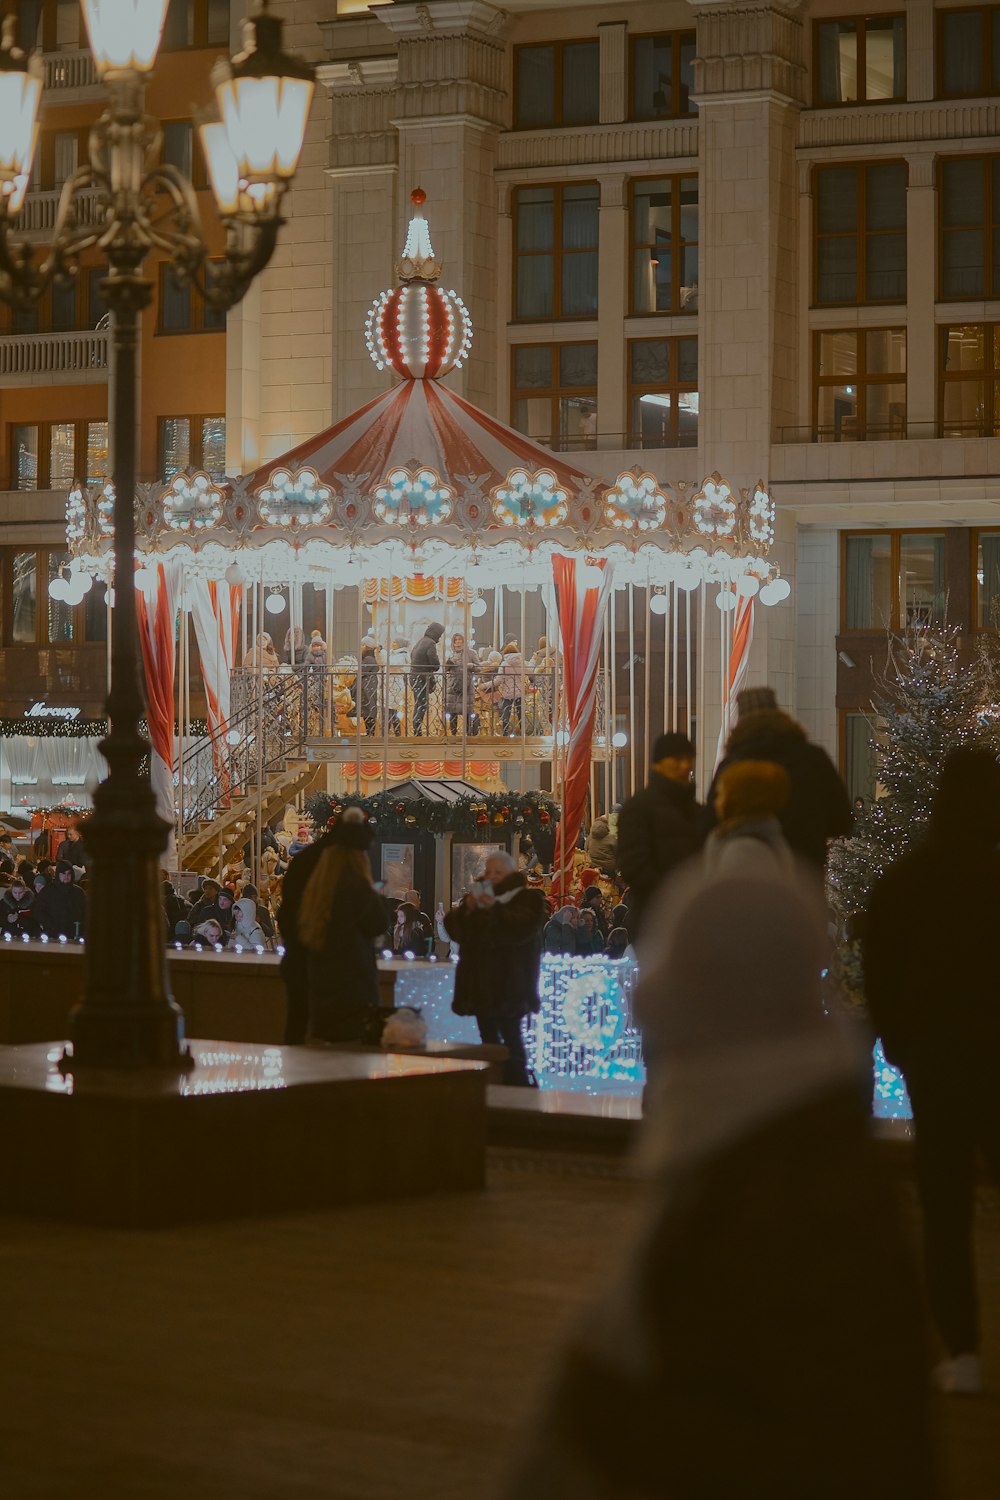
365,189,473,380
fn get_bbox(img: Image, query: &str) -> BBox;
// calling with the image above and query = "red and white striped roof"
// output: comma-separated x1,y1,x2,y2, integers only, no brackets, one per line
245,377,598,500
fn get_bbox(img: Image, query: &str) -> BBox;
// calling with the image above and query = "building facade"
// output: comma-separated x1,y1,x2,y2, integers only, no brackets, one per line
2,0,1000,809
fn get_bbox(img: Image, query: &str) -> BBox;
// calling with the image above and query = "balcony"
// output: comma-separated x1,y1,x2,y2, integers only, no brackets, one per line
16,187,104,243
42,49,101,100
0,331,110,388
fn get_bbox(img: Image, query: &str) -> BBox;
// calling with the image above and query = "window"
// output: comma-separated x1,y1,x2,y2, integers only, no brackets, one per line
842,530,945,631
8,420,109,490
513,184,599,321
627,338,698,448
2,547,103,646
814,14,906,104
18,0,80,52
1,267,106,334
940,324,1000,437
976,530,1000,626
842,712,878,803
815,328,906,441
10,551,37,644
630,177,698,315
939,157,1000,300
938,7,1000,98
510,344,597,452
814,162,906,304
47,550,74,645
158,416,227,479
157,264,226,333
87,268,107,329
630,32,697,119
161,0,229,50
513,41,599,129
161,120,193,181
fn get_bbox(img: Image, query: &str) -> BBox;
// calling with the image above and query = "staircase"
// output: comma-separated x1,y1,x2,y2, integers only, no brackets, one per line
174,671,323,875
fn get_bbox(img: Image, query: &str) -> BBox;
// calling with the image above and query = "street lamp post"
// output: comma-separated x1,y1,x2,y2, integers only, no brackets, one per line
0,2,314,1068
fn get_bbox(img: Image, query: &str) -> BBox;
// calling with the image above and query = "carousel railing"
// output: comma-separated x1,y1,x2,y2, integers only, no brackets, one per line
174,669,309,836
226,665,607,743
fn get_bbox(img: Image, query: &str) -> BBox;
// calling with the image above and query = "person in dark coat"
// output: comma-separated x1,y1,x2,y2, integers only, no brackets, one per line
356,635,380,736
443,631,479,736
0,833,15,875
409,621,444,736
543,905,578,956
161,878,189,938
276,830,333,1043
444,851,548,1086
708,687,852,870
0,874,35,936
579,885,609,941
188,878,222,927
506,872,938,1499
298,808,388,1043
616,731,704,941
864,747,1000,1395
34,860,86,939
59,823,88,877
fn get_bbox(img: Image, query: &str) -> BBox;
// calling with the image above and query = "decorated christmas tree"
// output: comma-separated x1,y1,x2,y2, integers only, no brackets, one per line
827,626,1000,1002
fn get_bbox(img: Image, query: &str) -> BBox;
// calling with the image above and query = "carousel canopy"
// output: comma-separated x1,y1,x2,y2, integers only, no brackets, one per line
63,190,788,601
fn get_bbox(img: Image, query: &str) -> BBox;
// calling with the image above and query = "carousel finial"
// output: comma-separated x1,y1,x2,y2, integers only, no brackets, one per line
396,187,443,283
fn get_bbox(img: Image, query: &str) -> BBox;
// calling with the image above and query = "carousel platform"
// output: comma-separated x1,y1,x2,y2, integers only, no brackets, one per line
0,1039,487,1228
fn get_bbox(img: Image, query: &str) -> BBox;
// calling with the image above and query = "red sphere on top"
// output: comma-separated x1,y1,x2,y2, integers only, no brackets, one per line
411,187,427,206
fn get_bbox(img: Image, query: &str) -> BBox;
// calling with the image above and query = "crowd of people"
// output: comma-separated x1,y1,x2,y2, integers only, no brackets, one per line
0,824,88,940
240,620,561,739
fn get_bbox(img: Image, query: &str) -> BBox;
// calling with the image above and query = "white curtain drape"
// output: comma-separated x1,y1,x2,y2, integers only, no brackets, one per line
188,576,242,743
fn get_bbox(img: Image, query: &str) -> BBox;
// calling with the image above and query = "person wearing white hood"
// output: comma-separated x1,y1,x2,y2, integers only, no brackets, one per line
232,896,266,949
504,872,938,1500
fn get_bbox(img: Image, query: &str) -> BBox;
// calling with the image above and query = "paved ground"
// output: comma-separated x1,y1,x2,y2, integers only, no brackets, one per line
0,1154,997,1498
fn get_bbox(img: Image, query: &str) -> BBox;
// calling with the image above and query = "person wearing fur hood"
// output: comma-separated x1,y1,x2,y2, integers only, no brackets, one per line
504,871,938,1499
703,759,796,881
707,687,852,870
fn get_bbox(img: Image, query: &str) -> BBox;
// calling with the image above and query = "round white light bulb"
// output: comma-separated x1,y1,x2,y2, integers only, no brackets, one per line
225,563,244,588
580,564,603,590
265,593,285,615
470,597,488,618
48,578,68,602
736,574,761,599
649,593,669,616
611,731,628,748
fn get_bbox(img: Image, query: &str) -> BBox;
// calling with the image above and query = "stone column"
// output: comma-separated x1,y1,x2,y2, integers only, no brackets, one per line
691,0,806,738
375,0,509,414
905,152,937,436
597,174,628,446
599,21,627,125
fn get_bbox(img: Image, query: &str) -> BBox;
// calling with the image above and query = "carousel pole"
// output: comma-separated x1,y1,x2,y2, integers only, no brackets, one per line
177,578,186,850
519,583,527,795
662,583,671,748
383,581,391,795
355,586,363,794
697,582,707,799
672,583,680,733
685,589,693,736
460,581,469,783
627,583,636,800
643,570,651,787
254,564,266,884
609,587,617,801
603,605,611,815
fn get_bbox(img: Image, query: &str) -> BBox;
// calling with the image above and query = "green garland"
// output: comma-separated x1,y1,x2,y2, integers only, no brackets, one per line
0,717,207,739
304,788,560,839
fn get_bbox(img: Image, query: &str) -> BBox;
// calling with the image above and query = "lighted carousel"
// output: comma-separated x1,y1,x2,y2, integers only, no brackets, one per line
61,191,790,891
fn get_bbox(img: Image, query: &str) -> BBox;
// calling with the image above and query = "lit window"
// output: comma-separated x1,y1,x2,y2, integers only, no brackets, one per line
630,177,698,315
12,426,39,491
976,530,1000,627
158,416,226,479
48,550,74,644
940,323,1000,437
10,551,37,644
814,14,906,105
49,424,75,488
815,328,906,441
843,530,944,631
628,338,698,449
511,343,597,452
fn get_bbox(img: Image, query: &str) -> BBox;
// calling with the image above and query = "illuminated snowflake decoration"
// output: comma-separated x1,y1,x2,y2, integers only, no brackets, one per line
491,468,569,529
561,969,625,1052
96,482,115,537
604,471,667,533
162,471,224,533
65,486,87,544
692,476,737,538
257,467,333,528
372,466,454,526
749,484,775,547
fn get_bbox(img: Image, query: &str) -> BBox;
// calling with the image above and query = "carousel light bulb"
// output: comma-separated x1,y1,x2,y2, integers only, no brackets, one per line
612,732,628,748
736,573,761,599
225,563,245,587
265,592,285,614
649,593,669,616
48,577,69,602
580,563,603,590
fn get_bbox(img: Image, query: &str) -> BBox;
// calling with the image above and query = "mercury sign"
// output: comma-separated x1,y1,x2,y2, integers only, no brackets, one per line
25,703,81,721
